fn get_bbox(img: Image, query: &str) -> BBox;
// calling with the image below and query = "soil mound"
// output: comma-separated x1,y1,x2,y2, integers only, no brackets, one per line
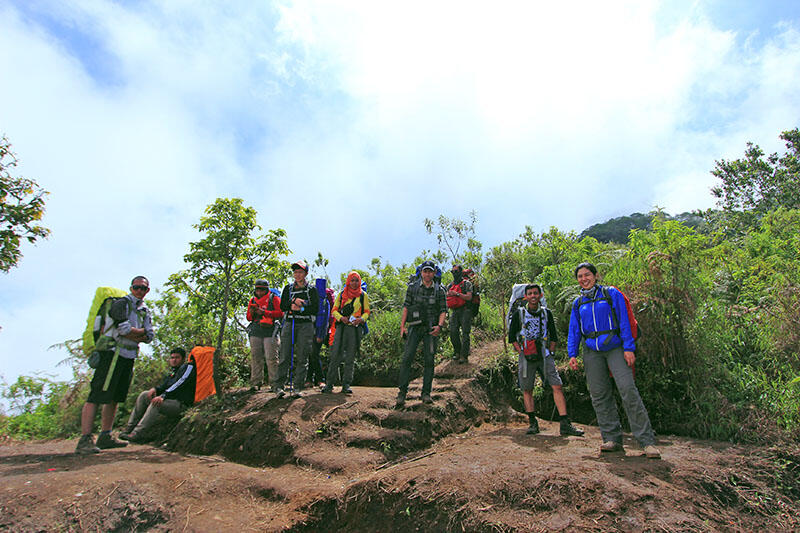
1,342,798,531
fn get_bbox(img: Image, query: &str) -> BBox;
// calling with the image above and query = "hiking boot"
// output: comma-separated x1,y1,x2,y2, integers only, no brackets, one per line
248,385,260,393
291,390,304,398
600,441,624,453
275,388,286,399
644,445,661,459
395,392,406,409
75,434,100,455
421,393,433,404
560,420,585,437
124,432,146,444
320,385,333,394
526,419,540,435
96,432,128,449
341,386,353,395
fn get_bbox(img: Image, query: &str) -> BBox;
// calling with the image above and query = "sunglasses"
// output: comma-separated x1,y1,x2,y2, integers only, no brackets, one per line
132,285,149,291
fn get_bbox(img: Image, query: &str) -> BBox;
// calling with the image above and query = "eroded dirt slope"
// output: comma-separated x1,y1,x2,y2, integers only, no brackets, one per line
2,343,798,532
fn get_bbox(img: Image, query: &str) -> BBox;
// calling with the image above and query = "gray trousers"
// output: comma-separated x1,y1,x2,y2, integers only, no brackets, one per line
449,306,473,359
583,346,656,447
249,335,279,388
326,324,361,387
278,319,314,391
126,390,184,438
398,325,438,396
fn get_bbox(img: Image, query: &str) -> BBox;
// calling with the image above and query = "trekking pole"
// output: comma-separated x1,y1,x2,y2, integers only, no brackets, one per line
288,318,296,394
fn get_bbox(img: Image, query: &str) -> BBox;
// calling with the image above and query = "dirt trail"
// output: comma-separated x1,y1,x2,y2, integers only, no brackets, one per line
2,343,798,532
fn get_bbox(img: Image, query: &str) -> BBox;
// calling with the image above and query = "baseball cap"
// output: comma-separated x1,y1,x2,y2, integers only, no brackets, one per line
291,260,309,272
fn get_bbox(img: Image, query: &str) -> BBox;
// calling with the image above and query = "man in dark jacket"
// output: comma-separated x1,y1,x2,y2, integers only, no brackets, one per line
119,347,196,443
276,260,320,397
396,261,447,407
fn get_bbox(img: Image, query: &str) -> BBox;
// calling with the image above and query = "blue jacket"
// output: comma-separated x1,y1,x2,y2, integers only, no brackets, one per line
567,284,635,356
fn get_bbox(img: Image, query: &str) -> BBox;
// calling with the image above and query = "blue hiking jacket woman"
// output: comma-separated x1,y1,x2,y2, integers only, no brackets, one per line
567,284,635,357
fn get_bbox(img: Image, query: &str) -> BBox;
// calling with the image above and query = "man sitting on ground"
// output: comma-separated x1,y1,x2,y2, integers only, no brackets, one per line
120,347,196,443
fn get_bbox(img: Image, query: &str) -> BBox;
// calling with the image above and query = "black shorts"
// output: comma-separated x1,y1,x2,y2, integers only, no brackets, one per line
87,351,135,404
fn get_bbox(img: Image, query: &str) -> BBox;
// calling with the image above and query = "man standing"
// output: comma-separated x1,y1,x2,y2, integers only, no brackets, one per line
76,276,154,454
446,265,474,363
509,284,584,437
397,261,447,407
120,347,196,443
247,279,282,392
277,261,319,397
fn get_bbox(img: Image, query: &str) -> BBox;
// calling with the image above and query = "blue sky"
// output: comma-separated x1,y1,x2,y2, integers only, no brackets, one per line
1,0,799,397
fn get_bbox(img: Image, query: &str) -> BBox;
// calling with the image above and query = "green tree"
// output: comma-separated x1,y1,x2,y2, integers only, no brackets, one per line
705,128,800,234
424,211,483,270
167,198,290,393
0,135,50,272
482,241,523,350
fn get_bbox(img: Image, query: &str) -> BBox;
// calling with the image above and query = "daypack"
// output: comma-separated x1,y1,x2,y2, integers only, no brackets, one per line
506,283,548,327
82,287,128,357
446,280,468,309
573,285,639,345
189,346,216,403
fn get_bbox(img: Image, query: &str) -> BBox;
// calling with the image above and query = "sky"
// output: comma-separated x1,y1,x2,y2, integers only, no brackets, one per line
1,0,799,393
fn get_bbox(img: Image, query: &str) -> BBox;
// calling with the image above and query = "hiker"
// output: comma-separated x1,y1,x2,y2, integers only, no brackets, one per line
246,279,282,392
309,287,335,388
396,260,447,407
120,347,196,443
322,271,370,394
277,260,319,398
567,262,660,459
508,284,584,437
76,276,154,454
463,268,481,318
446,265,474,363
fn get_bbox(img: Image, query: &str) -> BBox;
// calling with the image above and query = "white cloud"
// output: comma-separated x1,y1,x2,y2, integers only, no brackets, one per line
1,0,799,387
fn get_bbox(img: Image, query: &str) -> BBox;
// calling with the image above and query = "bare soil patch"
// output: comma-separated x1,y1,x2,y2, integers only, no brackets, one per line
2,341,798,531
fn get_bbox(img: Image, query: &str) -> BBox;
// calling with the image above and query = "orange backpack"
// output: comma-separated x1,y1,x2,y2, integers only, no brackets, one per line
189,346,217,403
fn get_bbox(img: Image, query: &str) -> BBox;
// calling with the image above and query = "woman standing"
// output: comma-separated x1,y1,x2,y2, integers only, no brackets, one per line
322,272,370,394
567,262,660,459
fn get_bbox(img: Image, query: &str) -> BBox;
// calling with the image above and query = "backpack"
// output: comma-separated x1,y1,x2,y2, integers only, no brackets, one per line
189,346,216,403
469,284,481,315
314,278,330,339
82,287,128,357
446,280,468,309
573,285,639,345
411,263,443,284
506,284,548,327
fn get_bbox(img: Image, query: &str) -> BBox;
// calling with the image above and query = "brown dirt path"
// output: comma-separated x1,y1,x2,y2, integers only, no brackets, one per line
1,342,798,532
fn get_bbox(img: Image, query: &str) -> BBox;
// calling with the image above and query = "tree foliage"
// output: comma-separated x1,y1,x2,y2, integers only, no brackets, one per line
424,211,482,269
167,198,290,394
0,135,50,273
705,128,800,233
